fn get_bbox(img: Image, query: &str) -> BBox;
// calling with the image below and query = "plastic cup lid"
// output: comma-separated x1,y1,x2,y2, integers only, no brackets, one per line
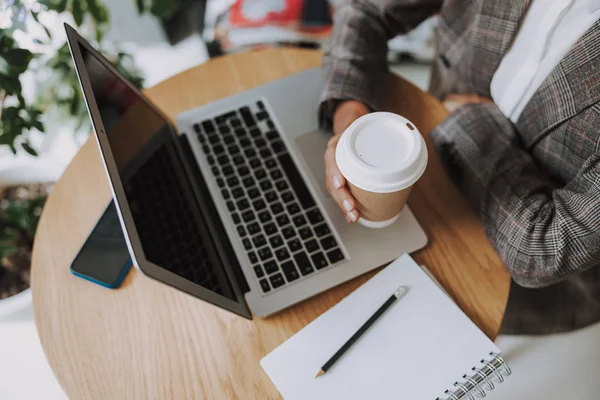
335,112,428,193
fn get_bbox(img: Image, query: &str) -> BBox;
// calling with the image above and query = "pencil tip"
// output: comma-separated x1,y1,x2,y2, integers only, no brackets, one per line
315,369,325,378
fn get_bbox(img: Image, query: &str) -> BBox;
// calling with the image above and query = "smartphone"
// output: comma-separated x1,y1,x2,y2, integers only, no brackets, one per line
70,201,132,288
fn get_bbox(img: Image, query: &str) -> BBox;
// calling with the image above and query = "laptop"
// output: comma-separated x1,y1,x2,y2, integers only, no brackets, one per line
65,24,427,318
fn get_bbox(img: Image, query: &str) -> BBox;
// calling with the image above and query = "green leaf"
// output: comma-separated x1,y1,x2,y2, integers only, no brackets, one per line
57,0,69,13
72,0,86,26
69,89,80,115
135,0,145,14
87,0,109,25
149,0,182,19
2,107,20,122
0,56,9,75
8,143,17,154
0,76,22,95
1,49,34,75
21,142,38,157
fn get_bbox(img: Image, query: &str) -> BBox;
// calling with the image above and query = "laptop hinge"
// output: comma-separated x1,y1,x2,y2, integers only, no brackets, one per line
176,134,251,295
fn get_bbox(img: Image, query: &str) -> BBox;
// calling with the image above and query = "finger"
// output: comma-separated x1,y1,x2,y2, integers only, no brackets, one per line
331,185,360,222
324,140,345,190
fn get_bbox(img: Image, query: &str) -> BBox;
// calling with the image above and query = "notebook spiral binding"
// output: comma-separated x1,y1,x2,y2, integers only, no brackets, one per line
437,352,511,400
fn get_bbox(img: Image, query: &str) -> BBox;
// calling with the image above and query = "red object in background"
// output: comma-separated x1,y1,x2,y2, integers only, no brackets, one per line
228,0,304,28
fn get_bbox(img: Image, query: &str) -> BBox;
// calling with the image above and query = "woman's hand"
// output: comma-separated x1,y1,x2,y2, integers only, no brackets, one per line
442,93,493,113
324,100,370,223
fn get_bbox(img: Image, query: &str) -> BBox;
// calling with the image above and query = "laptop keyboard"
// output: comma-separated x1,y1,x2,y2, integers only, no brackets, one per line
193,99,346,294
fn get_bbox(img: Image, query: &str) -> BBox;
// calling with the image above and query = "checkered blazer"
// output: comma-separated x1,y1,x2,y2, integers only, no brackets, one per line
320,0,600,334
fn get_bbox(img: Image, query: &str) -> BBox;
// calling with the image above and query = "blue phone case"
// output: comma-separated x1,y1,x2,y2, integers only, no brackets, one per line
70,258,132,289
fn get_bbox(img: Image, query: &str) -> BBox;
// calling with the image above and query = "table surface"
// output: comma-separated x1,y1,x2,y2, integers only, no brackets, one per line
31,49,510,399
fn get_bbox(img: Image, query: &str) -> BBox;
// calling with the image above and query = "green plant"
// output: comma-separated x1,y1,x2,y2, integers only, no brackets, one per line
134,0,188,21
0,0,145,155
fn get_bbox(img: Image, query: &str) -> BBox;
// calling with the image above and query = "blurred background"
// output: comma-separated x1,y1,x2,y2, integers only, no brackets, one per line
0,1,434,398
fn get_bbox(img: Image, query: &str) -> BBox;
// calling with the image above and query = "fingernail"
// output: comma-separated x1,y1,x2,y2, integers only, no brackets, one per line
347,210,358,221
333,175,342,189
343,199,353,212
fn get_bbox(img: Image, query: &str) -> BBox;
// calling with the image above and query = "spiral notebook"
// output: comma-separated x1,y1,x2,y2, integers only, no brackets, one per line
260,254,511,400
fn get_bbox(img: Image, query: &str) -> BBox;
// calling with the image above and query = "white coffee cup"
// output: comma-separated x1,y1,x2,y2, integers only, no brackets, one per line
335,112,428,228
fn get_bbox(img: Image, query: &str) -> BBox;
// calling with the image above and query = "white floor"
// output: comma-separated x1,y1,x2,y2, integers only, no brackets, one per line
3,5,600,398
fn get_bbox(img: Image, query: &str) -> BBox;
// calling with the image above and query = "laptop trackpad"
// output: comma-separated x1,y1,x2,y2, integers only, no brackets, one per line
295,130,331,199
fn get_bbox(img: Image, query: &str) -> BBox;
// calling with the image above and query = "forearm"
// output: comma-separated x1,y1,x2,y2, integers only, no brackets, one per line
431,104,600,288
320,0,441,129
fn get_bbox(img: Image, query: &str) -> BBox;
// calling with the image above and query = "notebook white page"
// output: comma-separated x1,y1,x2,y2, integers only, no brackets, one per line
260,254,500,400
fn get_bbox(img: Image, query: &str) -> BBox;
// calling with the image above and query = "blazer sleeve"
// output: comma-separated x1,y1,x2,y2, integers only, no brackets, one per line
319,0,442,130
431,103,600,289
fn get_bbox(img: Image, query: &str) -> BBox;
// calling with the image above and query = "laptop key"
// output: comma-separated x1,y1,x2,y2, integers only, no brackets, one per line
208,134,220,144
252,234,267,248
298,226,313,239
320,236,337,250
227,201,235,211
314,223,331,237
215,111,236,124
307,208,324,224
263,260,278,274
213,144,225,154
224,135,235,145
227,176,240,187
222,165,234,176
193,123,202,133
217,155,229,166
253,265,264,278
256,110,268,120
288,238,302,252
269,234,284,248
221,189,230,200
232,212,241,225
255,169,267,180
202,120,215,133
202,144,211,154
253,199,266,211
260,148,272,158
257,100,265,109
249,158,261,169
326,249,345,264
281,191,294,203
260,180,272,191
232,187,244,198
264,222,277,236
270,169,282,180
237,226,246,237
311,252,329,270
265,158,277,169
271,140,286,154
258,211,272,223
244,148,256,158
259,279,270,293
270,273,285,289
247,187,260,199
242,238,252,250
265,191,278,202
276,180,288,191
281,261,300,282
275,247,290,261
282,226,296,239
250,128,262,137
266,130,280,141
216,178,225,188
236,199,250,210
294,252,314,276
258,247,273,261
266,120,275,129
240,137,251,148
242,210,256,222
247,222,260,235
255,137,267,148
276,214,290,227
231,118,241,127
271,202,284,215
248,251,258,264
287,203,300,215
242,177,255,188
237,166,250,176
219,125,230,134
305,239,319,253
233,155,244,165
240,106,256,127
207,155,215,165
293,215,307,228
235,128,247,137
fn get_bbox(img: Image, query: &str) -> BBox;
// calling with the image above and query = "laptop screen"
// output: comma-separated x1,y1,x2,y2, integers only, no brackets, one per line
77,43,243,305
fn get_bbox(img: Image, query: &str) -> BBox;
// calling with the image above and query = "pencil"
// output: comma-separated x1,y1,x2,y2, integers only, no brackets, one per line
315,285,408,378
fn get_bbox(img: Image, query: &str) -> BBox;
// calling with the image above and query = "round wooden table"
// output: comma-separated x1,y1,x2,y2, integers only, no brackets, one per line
32,49,509,399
